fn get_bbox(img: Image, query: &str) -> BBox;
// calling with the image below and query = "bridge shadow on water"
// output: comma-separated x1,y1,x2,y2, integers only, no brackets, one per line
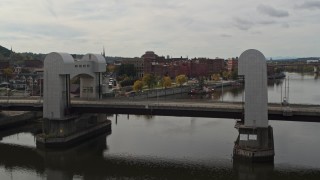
0,122,320,180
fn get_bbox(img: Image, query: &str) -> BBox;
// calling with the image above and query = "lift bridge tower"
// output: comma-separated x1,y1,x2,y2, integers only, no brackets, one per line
233,49,275,162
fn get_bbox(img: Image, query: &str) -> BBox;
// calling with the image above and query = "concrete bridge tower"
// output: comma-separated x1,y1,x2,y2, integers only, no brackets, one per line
43,53,105,119
233,49,274,162
37,52,111,148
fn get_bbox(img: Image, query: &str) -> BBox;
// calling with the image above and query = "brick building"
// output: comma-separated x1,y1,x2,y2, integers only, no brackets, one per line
142,51,225,79
227,57,238,72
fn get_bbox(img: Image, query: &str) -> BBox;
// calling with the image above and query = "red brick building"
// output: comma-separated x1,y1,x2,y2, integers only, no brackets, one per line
142,51,225,79
227,58,238,72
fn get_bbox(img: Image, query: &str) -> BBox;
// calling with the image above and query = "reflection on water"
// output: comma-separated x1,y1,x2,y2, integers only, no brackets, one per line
1,133,36,148
233,160,274,180
0,115,320,179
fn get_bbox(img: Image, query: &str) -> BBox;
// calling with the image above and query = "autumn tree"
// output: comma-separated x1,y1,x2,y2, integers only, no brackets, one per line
133,80,143,92
142,73,156,89
211,74,220,81
163,76,172,88
106,64,116,73
175,74,187,87
2,67,13,81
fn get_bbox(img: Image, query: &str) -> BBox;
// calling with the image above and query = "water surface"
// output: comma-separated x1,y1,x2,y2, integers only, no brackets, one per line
0,72,319,179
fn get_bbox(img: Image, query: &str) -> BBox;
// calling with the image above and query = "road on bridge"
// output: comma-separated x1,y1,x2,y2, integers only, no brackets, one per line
1,98,319,122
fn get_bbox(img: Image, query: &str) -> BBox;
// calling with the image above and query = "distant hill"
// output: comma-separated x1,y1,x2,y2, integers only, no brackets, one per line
0,45,11,57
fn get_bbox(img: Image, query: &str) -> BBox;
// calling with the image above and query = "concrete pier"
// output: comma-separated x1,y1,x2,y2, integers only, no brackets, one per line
38,52,111,148
233,125,274,162
36,114,111,149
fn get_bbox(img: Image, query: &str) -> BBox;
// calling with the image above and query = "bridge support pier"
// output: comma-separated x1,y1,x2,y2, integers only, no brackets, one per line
235,49,275,162
36,114,111,148
233,125,274,162
37,52,111,148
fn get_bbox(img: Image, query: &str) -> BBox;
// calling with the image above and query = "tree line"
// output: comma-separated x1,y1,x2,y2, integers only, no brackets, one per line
132,74,187,92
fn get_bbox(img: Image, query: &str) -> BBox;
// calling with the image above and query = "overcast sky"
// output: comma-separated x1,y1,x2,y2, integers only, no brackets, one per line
1,0,320,58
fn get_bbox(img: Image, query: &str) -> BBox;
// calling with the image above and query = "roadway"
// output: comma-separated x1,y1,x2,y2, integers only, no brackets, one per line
0,98,320,122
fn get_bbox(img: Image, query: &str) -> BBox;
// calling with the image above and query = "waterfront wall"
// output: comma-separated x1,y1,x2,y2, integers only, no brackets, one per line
129,86,191,99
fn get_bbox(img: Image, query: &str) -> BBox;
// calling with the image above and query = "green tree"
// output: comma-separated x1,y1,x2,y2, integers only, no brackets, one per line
222,71,231,80
133,80,143,92
163,76,172,88
175,74,187,87
142,73,157,89
120,77,135,87
231,70,238,80
2,67,13,81
117,64,136,78
0,45,11,57
0,53,5,60
21,68,31,73
198,76,205,88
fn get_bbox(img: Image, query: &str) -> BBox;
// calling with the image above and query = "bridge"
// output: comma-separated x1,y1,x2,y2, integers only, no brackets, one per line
2,50,316,162
269,61,320,73
1,99,319,122
270,62,320,66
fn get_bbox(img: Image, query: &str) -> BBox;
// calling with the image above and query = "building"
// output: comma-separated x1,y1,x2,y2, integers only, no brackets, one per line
227,57,238,72
142,51,162,76
190,58,225,77
142,51,225,79
118,57,144,78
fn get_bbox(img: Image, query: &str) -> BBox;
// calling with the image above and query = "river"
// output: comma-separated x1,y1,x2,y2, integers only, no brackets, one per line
162,72,320,105
0,72,319,179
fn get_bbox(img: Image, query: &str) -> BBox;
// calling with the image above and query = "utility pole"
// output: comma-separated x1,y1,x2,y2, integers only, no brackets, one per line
24,83,26,97
287,76,290,103
280,82,282,104
39,80,42,103
284,78,287,101
221,79,224,102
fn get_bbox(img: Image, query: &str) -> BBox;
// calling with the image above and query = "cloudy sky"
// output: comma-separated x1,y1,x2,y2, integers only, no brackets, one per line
1,0,320,58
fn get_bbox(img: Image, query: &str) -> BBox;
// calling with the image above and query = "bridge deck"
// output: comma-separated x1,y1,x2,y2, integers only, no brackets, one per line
0,99,319,122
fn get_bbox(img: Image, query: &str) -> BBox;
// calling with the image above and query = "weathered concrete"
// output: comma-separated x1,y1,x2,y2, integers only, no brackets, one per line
233,126,274,162
36,114,111,148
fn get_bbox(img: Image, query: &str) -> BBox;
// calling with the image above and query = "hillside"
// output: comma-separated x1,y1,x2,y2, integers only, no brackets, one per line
0,45,11,57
